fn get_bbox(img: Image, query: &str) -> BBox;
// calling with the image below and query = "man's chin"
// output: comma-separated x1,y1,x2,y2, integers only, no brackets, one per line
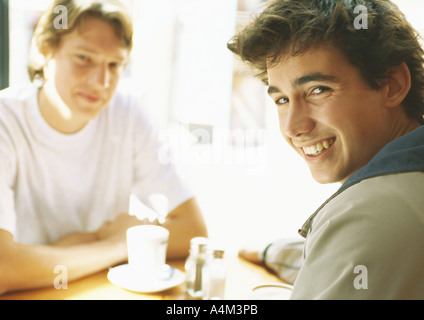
310,170,340,185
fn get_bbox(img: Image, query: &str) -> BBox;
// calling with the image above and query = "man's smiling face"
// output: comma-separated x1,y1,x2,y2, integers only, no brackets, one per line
267,46,393,184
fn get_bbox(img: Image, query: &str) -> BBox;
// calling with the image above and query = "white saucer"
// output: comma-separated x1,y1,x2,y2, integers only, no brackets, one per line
107,264,185,293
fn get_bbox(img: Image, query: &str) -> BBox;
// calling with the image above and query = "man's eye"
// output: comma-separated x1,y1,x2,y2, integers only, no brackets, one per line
109,62,122,69
275,97,289,106
311,86,330,95
76,55,89,62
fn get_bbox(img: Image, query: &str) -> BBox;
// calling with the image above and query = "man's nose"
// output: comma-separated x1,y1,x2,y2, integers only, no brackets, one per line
89,64,110,88
280,97,315,138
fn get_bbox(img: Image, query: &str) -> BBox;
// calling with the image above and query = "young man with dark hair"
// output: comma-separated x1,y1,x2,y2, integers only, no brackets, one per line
228,0,424,299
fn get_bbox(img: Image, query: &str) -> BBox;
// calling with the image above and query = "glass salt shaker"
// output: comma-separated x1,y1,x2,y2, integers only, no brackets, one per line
185,237,209,298
202,249,226,300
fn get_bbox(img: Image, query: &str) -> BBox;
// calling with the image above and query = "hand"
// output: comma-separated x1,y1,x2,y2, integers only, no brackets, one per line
96,213,146,243
238,247,262,265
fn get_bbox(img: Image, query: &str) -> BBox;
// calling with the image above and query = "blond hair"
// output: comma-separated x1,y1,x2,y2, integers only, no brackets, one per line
28,0,133,82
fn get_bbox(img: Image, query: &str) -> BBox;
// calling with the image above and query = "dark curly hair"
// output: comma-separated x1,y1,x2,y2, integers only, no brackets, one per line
228,0,424,124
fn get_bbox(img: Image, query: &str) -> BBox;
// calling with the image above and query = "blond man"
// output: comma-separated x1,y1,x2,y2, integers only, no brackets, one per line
0,0,207,294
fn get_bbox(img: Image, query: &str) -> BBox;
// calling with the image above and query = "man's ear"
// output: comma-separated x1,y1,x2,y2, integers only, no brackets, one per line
40,45,55,82
381,62,411,108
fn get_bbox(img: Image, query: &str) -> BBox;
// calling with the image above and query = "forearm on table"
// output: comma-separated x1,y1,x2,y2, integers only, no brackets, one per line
50,231,99,247
0,233,126,294
162,197,208,259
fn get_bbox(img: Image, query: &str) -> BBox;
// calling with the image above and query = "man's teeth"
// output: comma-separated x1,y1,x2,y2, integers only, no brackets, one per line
303,139,334,156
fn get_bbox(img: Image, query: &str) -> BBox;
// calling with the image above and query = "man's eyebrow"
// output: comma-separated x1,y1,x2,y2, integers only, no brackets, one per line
294,73,340,87
73,45,127,61
267,86,281,95
267,73,340,95
73,44,97,54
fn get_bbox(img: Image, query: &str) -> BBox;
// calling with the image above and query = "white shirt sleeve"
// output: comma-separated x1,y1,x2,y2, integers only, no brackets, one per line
0,132,17,235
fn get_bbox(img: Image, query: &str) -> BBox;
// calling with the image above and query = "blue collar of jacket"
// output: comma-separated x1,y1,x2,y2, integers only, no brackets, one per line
340,125,424,192
298,125,424,238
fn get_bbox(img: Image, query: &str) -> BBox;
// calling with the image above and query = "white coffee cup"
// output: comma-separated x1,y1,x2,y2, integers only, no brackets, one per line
126,225,169,281
250,283,293,300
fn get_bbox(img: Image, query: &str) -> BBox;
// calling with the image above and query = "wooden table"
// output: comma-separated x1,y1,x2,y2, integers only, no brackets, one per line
0,253,284,300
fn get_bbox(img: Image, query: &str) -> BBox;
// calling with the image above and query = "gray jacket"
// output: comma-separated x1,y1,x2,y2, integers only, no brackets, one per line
264,126,424,299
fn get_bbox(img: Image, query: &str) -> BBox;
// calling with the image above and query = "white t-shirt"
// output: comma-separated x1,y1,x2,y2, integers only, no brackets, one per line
0,86,193,245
